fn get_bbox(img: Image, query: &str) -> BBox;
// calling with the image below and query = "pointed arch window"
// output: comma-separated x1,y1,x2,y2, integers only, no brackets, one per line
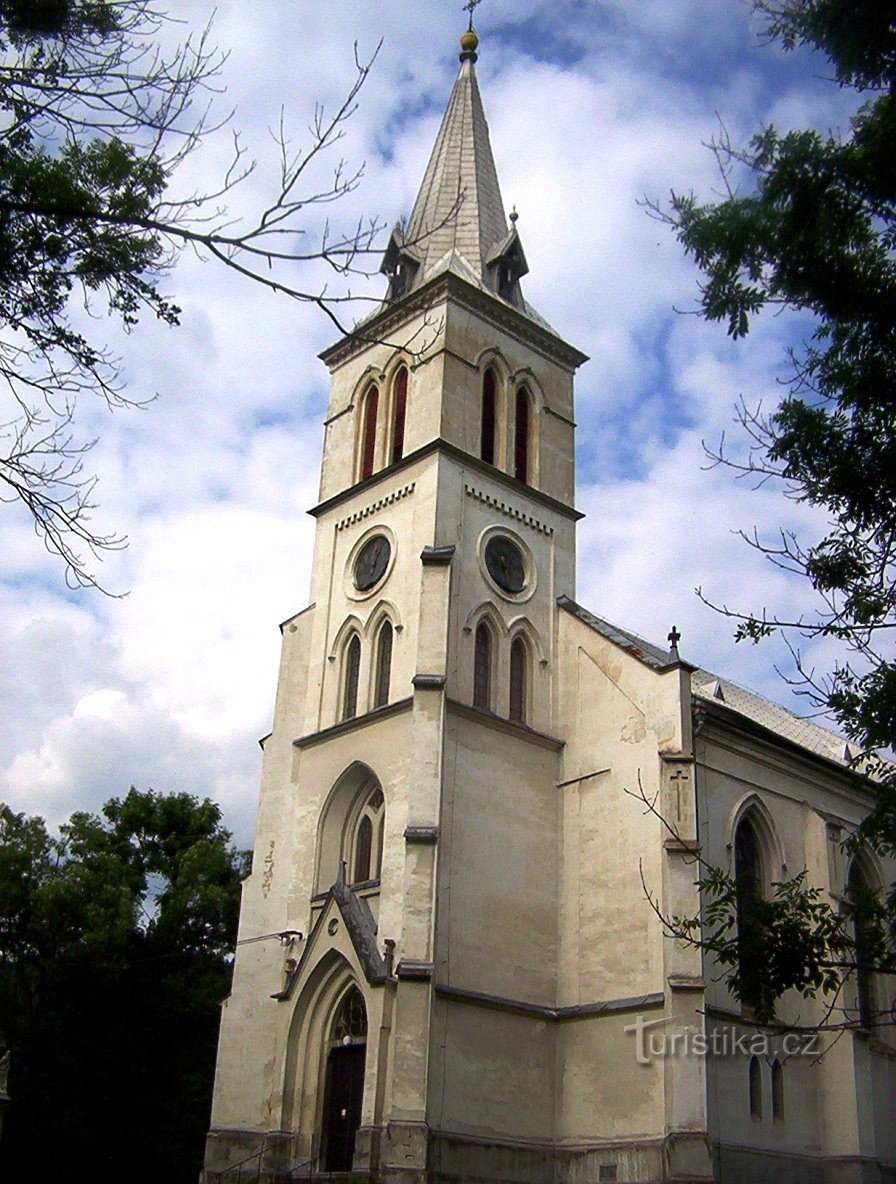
349,786,385,885
734,815,767,1012
749,1055,763,1122
509,636,528,723
391,367,408,464
473,622,492,710
848,860,877,1028
514,386,531,483
354,815,373,883
771,1060,784,1123
360,385,379,480
342,635,361,721
373,621,393,709
481,368,497,465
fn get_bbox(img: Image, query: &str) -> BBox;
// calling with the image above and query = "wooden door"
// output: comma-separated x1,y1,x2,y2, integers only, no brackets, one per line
321,1042,366,1171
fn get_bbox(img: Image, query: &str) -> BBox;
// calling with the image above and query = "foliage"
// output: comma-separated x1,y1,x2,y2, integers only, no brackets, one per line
0,788,249,1184
0,1,379,589
646,0,896,1022
671,868,890,1025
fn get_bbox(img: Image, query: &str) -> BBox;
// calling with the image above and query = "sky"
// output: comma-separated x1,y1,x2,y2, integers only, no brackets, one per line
0,1,860,846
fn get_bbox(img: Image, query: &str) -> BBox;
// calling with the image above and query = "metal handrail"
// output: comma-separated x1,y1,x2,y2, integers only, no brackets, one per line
206,1142,265,1183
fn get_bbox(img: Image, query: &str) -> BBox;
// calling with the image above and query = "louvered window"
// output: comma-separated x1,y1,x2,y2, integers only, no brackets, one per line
514,386,530,482
481,369,496,464
391,368,408,464
361,386,379,479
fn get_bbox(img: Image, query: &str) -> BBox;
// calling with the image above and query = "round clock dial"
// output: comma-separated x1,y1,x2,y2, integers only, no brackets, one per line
484,535,526,594
354,535,391,591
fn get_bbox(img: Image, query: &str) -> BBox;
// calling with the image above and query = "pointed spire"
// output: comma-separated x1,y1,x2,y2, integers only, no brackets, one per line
382,26,529,308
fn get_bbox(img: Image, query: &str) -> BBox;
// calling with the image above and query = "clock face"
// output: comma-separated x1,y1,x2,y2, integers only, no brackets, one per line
484,535,526,594
354,535,391,591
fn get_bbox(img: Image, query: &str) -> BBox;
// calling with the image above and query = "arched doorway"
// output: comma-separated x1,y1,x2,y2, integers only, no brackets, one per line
320,985,367,1171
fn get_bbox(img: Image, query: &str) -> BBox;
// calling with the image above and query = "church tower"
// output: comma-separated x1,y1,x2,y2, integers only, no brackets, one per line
203,24,709,1184
205,21,896,1184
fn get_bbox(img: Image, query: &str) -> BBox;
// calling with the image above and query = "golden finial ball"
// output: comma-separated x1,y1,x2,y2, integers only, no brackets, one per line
460,29,479,52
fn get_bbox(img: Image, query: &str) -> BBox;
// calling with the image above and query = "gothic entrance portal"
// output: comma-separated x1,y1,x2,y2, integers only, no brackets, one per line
320,986,367,1172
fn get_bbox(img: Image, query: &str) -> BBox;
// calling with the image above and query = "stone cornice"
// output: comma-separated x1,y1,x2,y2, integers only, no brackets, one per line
309,437,582,522
294,697,413,750
446,698,564,752
318,269,588,372
434,983,665,1022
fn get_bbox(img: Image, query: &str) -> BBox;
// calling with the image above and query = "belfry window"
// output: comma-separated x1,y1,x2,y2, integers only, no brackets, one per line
514,386,531,483
360,385,379,480
391,367,408,464
342,635,361,721
509,636,528,723
473,622,492,710
481,368,497,465
373,621,393,709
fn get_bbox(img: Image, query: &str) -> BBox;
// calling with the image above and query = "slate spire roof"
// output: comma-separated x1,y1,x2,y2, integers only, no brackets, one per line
407,54,508,283
381,34,534,318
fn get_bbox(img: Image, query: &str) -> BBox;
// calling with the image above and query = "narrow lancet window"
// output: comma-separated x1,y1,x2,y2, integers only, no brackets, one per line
342,635,361,721
514,386,530,483
734,816,765,1011
473,622,492,710
373,621,393,709
848,860,876,1028
771,1060,784,1122
749,1056,763,1121
354,814,373,883
361,386,379,479
509,636,528,723
481,369,497,465
391,367,408,464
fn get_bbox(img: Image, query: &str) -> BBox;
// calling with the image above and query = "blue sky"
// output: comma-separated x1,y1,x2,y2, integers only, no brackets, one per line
0,1,861,844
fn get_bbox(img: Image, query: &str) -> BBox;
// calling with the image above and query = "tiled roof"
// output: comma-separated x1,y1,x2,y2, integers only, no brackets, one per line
558,595,853,770
691,670,851,768
558,596,677,670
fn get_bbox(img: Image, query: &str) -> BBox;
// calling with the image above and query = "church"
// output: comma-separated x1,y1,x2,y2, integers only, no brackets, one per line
203,25,896,1184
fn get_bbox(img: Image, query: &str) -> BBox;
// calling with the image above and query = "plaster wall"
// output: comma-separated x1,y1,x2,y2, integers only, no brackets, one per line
555,611,687,1008
435,711,561,1005
427,997,556,1143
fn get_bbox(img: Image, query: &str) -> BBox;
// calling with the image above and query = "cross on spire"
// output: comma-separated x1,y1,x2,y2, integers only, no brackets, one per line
463,0,483,30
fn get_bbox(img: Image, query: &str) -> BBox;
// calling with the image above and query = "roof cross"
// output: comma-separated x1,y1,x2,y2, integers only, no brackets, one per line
463,0,483,30
668,625,682,660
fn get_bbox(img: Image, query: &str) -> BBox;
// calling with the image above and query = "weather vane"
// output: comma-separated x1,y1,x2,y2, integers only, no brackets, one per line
463,0,483,30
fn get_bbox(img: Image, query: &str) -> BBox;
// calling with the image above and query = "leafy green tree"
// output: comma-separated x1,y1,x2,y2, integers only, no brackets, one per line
648,0,896,1022
0,1,377,588
0,788,249,1184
